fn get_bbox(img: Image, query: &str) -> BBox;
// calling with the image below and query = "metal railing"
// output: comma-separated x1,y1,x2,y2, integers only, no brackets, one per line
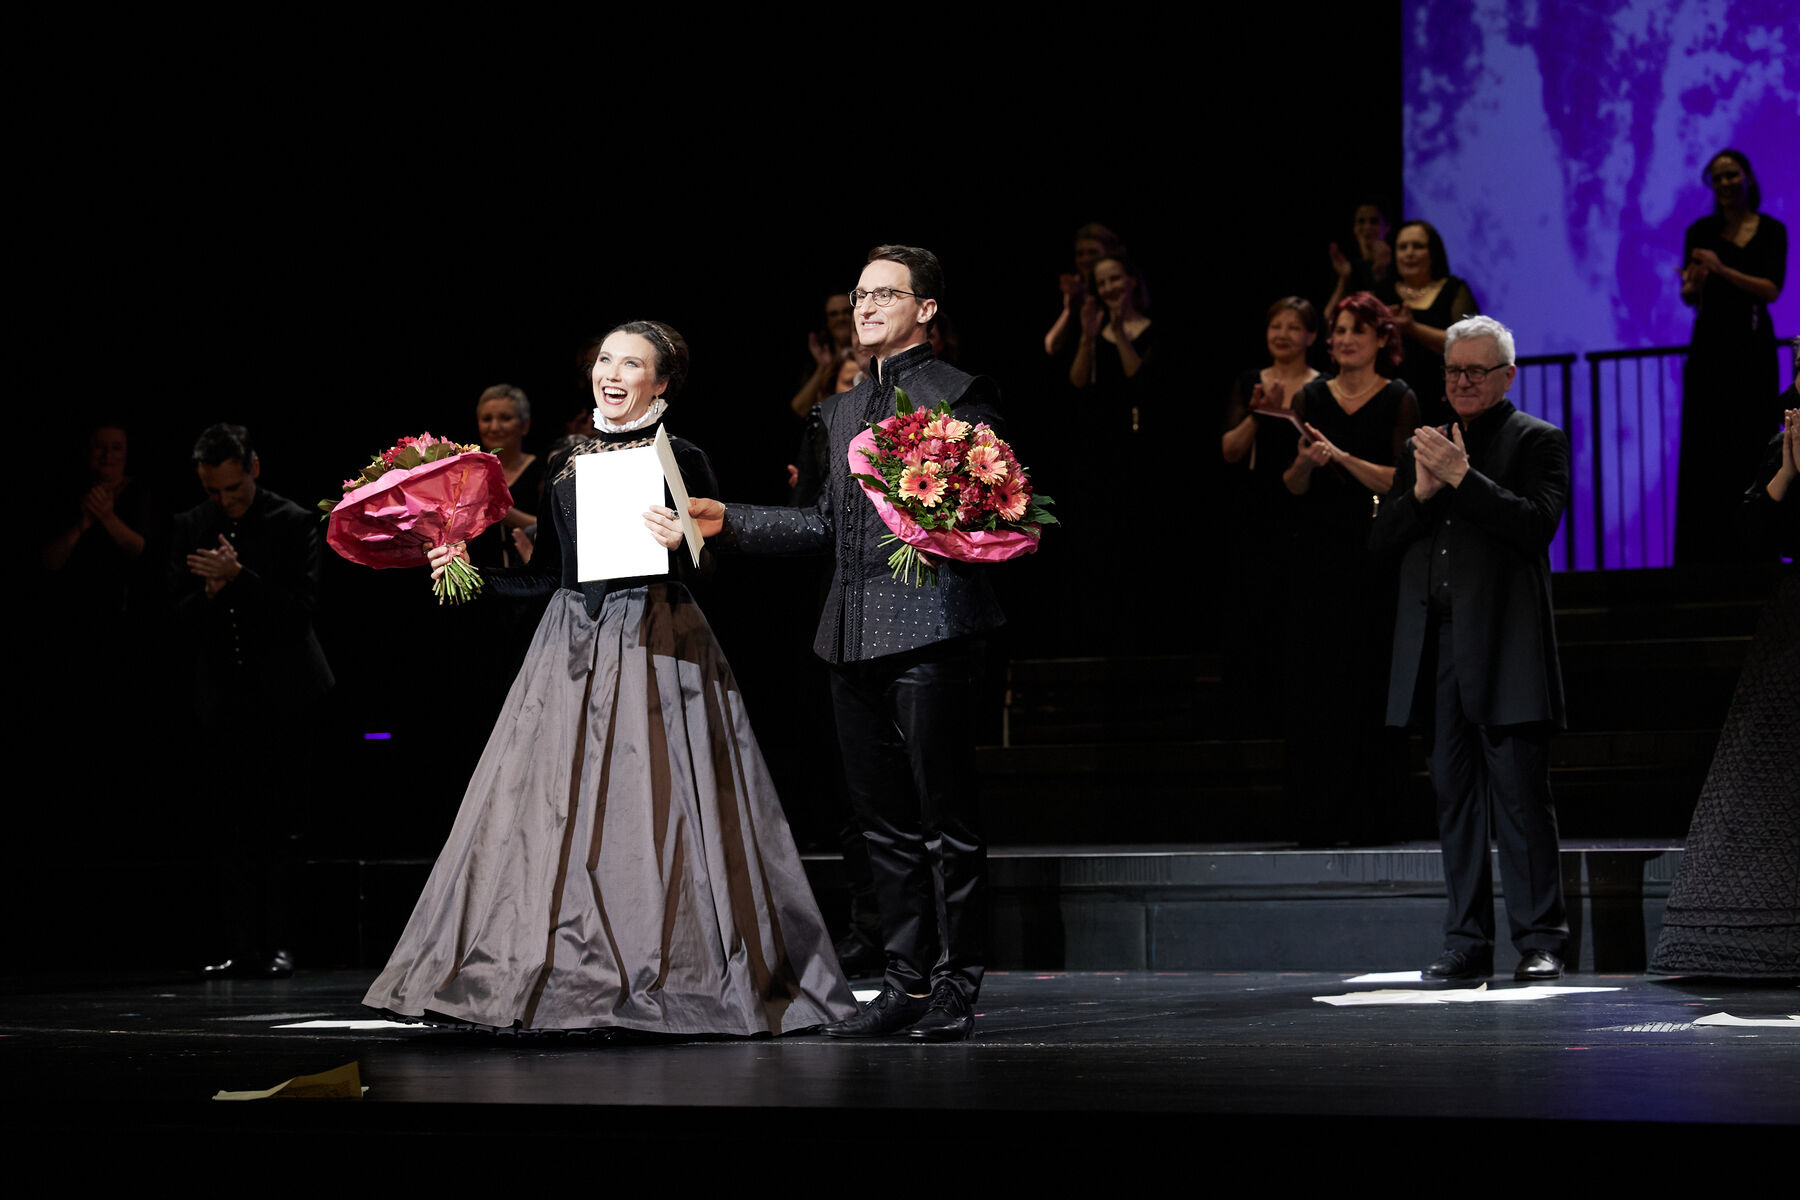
1514,339,1791,571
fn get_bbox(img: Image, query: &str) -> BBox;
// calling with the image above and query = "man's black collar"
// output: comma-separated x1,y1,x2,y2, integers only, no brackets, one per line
871,341,934,383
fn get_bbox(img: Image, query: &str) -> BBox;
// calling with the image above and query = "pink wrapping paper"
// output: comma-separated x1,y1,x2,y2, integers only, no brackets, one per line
326,452,512,569
847,426,1041,564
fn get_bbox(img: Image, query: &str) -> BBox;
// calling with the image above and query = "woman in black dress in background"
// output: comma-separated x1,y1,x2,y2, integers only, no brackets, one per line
1675,148,1788,564
366,321,856,1036
1385,220,1478,428
1281,293,1417,845
1221,297,1321,735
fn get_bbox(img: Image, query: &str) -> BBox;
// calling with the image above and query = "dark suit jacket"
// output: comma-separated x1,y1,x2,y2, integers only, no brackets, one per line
720,343,1007,664
169,487,334,725
1370,400,1568,729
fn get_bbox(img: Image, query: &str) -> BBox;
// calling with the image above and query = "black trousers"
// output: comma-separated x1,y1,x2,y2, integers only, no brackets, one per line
1424,616,1568,955
829,640,987,1001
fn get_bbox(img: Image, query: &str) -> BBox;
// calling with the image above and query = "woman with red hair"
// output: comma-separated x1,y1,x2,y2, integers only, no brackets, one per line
1279,291,1418,846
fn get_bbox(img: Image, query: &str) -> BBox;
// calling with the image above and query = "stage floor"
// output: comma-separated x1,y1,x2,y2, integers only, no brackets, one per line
6,966,1795,1158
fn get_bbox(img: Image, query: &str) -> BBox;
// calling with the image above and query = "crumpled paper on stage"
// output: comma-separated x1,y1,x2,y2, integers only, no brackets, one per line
1692,1012,1800,1028
213,1060,365,1100
1314,984,1621,1006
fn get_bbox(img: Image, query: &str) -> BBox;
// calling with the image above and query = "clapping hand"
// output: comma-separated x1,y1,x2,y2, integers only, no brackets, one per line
1329,242,1352,281
1079,294,1103,339
1300,422,1339,467
187,534,241,598
1774,407,1799,499
80,484,114,523
1369,240,1393,281
1412,424,1470,498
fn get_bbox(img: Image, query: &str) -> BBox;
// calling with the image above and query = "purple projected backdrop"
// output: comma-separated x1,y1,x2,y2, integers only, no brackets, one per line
1404,0,1797,569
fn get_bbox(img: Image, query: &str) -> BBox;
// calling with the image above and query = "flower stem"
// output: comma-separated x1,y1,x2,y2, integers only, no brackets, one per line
432,555,485,606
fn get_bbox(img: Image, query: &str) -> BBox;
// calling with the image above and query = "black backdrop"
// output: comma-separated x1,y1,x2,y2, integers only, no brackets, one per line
15,18,1403,966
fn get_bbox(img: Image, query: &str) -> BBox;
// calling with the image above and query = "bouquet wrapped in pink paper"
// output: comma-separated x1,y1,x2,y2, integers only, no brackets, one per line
849,387,1056,586
318,433,512,604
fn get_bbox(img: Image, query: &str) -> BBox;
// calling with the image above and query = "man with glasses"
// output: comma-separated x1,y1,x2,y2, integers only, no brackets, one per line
690,245,1003,1040
1371,315,1571,983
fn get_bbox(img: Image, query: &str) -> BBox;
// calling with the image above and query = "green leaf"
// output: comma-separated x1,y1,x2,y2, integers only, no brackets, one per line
849,472,891,495
894,385,913,415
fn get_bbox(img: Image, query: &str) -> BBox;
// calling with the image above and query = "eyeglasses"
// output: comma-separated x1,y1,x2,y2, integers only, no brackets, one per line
848,287,919,308
1443,364,1507,383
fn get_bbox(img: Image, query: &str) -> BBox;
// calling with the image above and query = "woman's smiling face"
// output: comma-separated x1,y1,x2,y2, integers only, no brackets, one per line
591,333,664,424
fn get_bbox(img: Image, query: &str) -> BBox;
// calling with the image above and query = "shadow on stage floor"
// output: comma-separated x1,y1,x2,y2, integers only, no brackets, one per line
5,967,1794,1163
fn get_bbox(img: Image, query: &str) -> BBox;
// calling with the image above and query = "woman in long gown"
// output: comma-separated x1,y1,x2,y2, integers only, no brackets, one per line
364,320,858,1036
1281,293,1418,845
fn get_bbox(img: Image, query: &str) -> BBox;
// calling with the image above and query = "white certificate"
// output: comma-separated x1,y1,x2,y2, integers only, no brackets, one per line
574,445,671,582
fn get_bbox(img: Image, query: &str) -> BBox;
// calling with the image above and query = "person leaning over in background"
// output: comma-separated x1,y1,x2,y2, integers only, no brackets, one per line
1370,316,1570,983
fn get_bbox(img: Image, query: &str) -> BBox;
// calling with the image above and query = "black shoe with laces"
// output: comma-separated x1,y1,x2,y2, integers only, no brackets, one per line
822,986,930,1038
907,981,974,1042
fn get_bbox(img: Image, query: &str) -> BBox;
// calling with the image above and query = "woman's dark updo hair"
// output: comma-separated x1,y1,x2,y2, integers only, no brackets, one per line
1331,291,1404,371
607,319,690,400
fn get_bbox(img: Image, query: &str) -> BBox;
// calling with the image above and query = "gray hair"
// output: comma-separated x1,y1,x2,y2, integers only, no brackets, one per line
478,383,530,423
1444,315,1516,365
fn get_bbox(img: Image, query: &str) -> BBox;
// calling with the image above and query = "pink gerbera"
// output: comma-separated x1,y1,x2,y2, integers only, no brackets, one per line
966,443,1008,485
899,462,948,507
923,415,972,442
994,478,1029,522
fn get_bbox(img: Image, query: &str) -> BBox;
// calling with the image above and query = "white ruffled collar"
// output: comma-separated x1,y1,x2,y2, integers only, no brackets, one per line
594,397,668,434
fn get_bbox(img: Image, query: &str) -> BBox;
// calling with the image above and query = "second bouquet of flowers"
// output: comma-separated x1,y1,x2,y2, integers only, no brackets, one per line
319,433,513,604
849,387,1056,586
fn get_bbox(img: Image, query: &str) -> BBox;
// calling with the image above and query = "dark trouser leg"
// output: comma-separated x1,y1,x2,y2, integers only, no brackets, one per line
1483,723,1568,954
830,644,987,1002
894,651,987,1003
832,661,935,997
1424,616,1495,951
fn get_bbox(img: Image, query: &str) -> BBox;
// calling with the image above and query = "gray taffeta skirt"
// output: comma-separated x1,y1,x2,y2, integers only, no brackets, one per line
364,584,857,1034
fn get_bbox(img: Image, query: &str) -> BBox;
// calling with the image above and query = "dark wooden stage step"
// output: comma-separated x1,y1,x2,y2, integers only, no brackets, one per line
309,840,1681,977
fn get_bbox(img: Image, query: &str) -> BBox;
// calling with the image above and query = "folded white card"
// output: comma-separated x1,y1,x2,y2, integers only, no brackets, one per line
654,426,704,568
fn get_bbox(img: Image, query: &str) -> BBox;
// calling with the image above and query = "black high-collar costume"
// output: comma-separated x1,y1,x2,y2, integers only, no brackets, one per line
720,343,1007,663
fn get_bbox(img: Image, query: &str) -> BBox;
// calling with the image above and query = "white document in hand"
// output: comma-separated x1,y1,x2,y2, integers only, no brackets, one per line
574,446,669,582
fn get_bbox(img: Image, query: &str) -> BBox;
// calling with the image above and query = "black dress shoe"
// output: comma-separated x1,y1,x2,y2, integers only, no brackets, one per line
833,933,884,979
822,986,930,1038
1423,947,1493,981
263,950,296,979
201,957,243,978
1513,949,1563,981
908,982,974,1042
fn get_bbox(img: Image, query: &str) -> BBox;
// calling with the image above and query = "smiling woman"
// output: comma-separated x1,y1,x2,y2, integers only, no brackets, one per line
1379,220,1479,426
1675,147,1789,564
364,319,857,1036
1279,292,1418,845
